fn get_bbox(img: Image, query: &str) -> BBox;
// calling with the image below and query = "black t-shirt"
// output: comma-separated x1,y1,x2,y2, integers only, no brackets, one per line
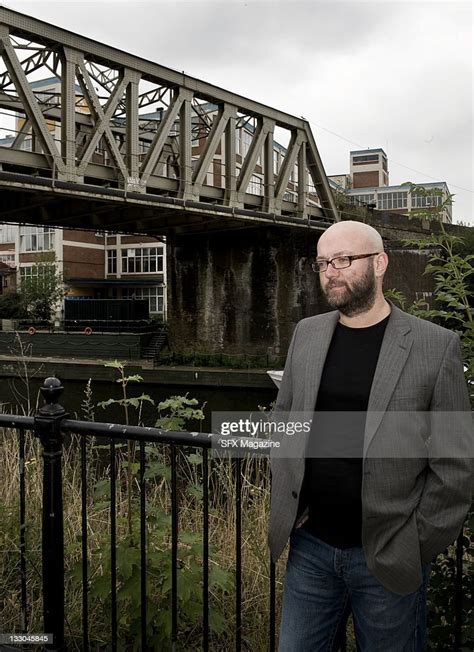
302,314,389,548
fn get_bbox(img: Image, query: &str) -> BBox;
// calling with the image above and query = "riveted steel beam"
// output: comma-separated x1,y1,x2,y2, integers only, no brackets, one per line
139,88,189,186
61,47,81,181
178,93,193,200
0,25,66,175
126,70,141,185
263,127,275,213
75,60,130,181
224,111,237,207
297,143,307,219
303,122,339,222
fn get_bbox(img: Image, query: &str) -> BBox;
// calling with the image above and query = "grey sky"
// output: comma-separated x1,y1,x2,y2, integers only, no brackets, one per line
4,0,474,223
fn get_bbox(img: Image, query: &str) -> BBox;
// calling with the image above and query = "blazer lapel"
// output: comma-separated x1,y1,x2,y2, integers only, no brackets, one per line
304,310,339,411
363,305,413,457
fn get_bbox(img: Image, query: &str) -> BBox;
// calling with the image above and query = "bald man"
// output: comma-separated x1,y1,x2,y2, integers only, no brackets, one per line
268,221,472,651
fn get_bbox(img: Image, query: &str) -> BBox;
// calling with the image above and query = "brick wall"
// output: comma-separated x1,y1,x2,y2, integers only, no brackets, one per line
353,170,379,188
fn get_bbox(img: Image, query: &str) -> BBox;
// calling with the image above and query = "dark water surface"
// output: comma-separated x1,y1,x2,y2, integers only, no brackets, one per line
0,376,277,430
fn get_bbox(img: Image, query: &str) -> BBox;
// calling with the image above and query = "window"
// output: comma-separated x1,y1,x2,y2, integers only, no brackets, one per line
20,226,54,252
352,154,379,165
0,224,16,243
273,151,279,174
107,249,117,274
289,163,297,183
236,128,253,158
377,192,408,210
122,286,164,314
411,193,443,208
350,194,376,206
20,264,54,282
247,174,263,196
0,254,15,267
121,246,164,274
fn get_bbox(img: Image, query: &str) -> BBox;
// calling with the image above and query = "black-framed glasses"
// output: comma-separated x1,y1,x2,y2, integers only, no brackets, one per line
311,252,381,273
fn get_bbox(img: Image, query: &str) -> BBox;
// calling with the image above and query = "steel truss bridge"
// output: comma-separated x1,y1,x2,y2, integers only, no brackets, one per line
0,7,338,236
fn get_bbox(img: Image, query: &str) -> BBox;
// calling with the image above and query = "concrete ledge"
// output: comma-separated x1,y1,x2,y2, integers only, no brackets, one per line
0,355,276,388
0,331,149,359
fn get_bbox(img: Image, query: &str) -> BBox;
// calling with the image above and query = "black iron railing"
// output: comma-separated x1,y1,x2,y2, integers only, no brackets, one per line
0,377,469,651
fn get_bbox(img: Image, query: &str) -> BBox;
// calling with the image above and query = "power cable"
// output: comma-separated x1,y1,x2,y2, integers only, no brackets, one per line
308,120,474,196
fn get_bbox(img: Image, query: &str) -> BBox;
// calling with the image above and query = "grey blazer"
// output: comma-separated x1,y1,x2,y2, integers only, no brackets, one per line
268,304,473,595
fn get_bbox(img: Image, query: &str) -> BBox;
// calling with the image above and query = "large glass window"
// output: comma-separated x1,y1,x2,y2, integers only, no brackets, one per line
350,194,376,206
0,254,15,267
0,224,16,243
20,264,54,282
247,174,263,196
107,249,117,274
236,129,253,157
20,226,54,252
377,192,408,210
121,246,164,274
273,151,279,174
411,193,443,208
122,286,164,314
353,154,379,165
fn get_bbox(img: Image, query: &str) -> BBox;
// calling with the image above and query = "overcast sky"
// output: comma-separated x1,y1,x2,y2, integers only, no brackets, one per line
4,0,474,224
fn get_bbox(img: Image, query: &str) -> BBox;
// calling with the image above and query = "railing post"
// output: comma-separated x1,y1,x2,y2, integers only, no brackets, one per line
34,377,68,651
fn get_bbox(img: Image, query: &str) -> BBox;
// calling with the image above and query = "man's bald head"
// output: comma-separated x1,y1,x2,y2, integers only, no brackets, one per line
317,220,384,257
316,220,389,318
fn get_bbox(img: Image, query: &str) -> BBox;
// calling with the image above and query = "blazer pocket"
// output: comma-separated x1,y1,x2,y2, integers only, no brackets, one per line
389,385,432,410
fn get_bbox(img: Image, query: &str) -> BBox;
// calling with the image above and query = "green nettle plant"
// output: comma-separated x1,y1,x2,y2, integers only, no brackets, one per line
386,184,473,651
71,361,231,650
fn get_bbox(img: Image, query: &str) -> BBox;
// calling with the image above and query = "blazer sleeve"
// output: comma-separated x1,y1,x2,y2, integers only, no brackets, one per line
273,321,300,414
416,333,473,564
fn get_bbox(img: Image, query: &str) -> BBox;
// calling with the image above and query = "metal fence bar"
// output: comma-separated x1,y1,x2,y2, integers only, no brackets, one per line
109,439,117,652
18,428,28,634
171,443,178,650
80,435,89,651
139,440,147,650
33,378,67,652
202,448,209,651
235,458,242,652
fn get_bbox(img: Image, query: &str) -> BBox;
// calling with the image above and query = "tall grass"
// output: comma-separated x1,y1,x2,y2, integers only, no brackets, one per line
0,428,305,650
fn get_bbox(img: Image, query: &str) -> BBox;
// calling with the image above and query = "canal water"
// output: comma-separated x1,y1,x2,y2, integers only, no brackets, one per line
0,376,278,430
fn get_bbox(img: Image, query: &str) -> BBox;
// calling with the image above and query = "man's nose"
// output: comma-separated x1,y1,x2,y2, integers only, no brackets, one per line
324,262,339,278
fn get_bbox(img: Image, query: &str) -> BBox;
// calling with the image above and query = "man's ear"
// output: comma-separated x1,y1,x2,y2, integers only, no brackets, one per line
375,252,389,277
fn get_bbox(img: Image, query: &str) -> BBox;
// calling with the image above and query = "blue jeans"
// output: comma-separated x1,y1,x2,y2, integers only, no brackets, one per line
279,528,430,651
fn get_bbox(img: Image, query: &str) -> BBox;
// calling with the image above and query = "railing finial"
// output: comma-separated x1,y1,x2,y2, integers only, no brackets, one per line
39,376,65,417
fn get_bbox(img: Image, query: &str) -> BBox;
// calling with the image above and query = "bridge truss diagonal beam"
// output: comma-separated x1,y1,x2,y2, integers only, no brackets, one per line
0,6,339,233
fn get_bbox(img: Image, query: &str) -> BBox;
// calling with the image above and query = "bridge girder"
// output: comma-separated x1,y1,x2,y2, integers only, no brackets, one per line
0,7,339,234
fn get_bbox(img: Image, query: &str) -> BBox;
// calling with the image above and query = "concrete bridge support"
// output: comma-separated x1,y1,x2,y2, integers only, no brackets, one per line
167,224,434,360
